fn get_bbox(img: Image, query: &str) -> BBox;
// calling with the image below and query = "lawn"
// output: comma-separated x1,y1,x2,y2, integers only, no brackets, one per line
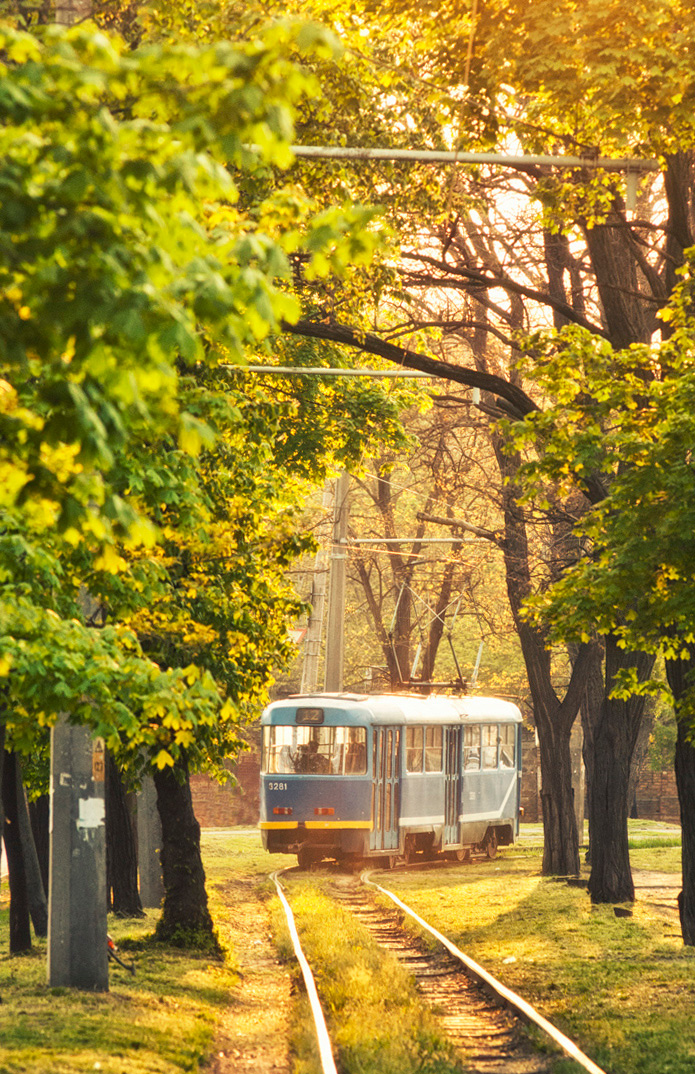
0,822,692,1074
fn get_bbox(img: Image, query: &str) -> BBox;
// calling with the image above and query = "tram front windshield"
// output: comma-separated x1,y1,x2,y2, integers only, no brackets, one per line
263,725,367,775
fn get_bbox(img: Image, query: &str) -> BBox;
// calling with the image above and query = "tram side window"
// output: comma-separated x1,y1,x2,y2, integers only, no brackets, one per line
424,726,443,771
499,724,516,768
482,725,498,769
463,725,480,770
263,725,292,774
406,726,424,772
343,728,368,774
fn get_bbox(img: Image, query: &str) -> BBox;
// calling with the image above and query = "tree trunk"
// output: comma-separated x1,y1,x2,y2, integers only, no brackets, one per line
29,795,50,897
666,654,695,945
587,636,654,904
494,444,591,876
2,751,32,953
106,752,144,917
578,640,605,866
583,204,652,348
14,757,48,936
153,759,217,949
536,713,578,875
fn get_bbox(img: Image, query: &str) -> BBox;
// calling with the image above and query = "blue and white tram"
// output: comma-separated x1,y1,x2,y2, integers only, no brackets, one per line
259,693,523,868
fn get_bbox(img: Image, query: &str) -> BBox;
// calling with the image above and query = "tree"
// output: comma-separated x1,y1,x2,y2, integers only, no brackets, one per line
0,18,397,947
345,398,524,695
266,0,695,891
506,263,695,936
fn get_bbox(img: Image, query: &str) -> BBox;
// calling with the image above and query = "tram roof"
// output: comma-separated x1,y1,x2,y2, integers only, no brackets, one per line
261,692,522,726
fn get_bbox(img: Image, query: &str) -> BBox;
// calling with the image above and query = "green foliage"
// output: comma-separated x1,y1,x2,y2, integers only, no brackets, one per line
648,708,678,773
0,17,405,780
507,253,695,714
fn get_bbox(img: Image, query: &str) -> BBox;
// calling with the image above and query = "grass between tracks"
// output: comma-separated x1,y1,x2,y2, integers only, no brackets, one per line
366,821,694,1074
0,822,691,1074
271,879,465,1074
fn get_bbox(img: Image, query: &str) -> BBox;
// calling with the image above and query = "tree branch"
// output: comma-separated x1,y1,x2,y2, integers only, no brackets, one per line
401,250,609,339
416,511,502,546
280,319,539,419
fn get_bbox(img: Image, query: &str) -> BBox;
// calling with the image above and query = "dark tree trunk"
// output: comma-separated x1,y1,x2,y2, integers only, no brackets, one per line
662,152,695,308
2,750,32,953
578,640,605,866
391,581,412,687
106,751,144,917
536,711,577,876
153,758,217,948
674,717,695,945
587,637,654,904
420,557,457,684
494,444,593,876
14,757,48,936
665,654,695,945
29,795,50,896
583,205,652,349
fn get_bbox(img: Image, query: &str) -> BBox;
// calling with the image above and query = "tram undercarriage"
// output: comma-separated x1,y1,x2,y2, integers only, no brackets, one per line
262,821,515,869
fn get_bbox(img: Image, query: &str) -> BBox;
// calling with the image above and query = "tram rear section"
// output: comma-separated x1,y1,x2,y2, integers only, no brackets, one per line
259,691,522,869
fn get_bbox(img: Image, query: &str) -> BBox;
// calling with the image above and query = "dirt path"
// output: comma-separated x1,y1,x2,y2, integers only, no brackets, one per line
632,868,681,921
205,877,292,1074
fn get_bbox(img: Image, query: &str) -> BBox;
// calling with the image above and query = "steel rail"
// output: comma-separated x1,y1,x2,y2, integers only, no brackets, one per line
270,871,338,1074
362,872,608,1074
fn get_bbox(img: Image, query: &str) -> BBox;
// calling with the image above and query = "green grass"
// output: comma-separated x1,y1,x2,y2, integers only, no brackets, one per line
0,905,237,1074
0,825,691,1074
366,838,695,1074
0,831,274,1074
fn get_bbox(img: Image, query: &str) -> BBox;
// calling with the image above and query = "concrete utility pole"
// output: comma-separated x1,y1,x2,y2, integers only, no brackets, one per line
324,472,350,692
301,546,330,694
48,721,108,990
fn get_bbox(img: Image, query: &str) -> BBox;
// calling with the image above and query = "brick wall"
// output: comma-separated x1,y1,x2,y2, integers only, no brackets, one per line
635,768,680,824
190,748,260,828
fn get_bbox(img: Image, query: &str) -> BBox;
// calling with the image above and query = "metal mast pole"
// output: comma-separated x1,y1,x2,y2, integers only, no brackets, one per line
324,472,350,692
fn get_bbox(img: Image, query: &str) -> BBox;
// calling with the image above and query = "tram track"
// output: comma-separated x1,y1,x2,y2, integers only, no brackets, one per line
275,865,608,1074
327,872,553,1074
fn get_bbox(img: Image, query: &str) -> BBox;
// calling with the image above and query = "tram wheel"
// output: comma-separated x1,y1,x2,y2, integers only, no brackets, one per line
297,846,313,870
403,835,417,865
484,829,498,860
454,848,470,863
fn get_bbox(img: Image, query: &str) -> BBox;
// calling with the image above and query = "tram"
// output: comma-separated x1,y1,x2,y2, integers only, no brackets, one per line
259,692,522,868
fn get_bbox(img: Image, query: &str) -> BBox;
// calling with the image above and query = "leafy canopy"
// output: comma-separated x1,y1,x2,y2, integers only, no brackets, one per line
0,18,392,770
511,255,695,707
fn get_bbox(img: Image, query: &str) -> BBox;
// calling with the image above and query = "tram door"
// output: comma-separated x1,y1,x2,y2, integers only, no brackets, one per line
370,727,400,852
443,726,462,846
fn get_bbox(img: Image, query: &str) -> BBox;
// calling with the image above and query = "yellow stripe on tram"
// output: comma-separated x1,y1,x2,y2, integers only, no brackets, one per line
305,820,373,830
